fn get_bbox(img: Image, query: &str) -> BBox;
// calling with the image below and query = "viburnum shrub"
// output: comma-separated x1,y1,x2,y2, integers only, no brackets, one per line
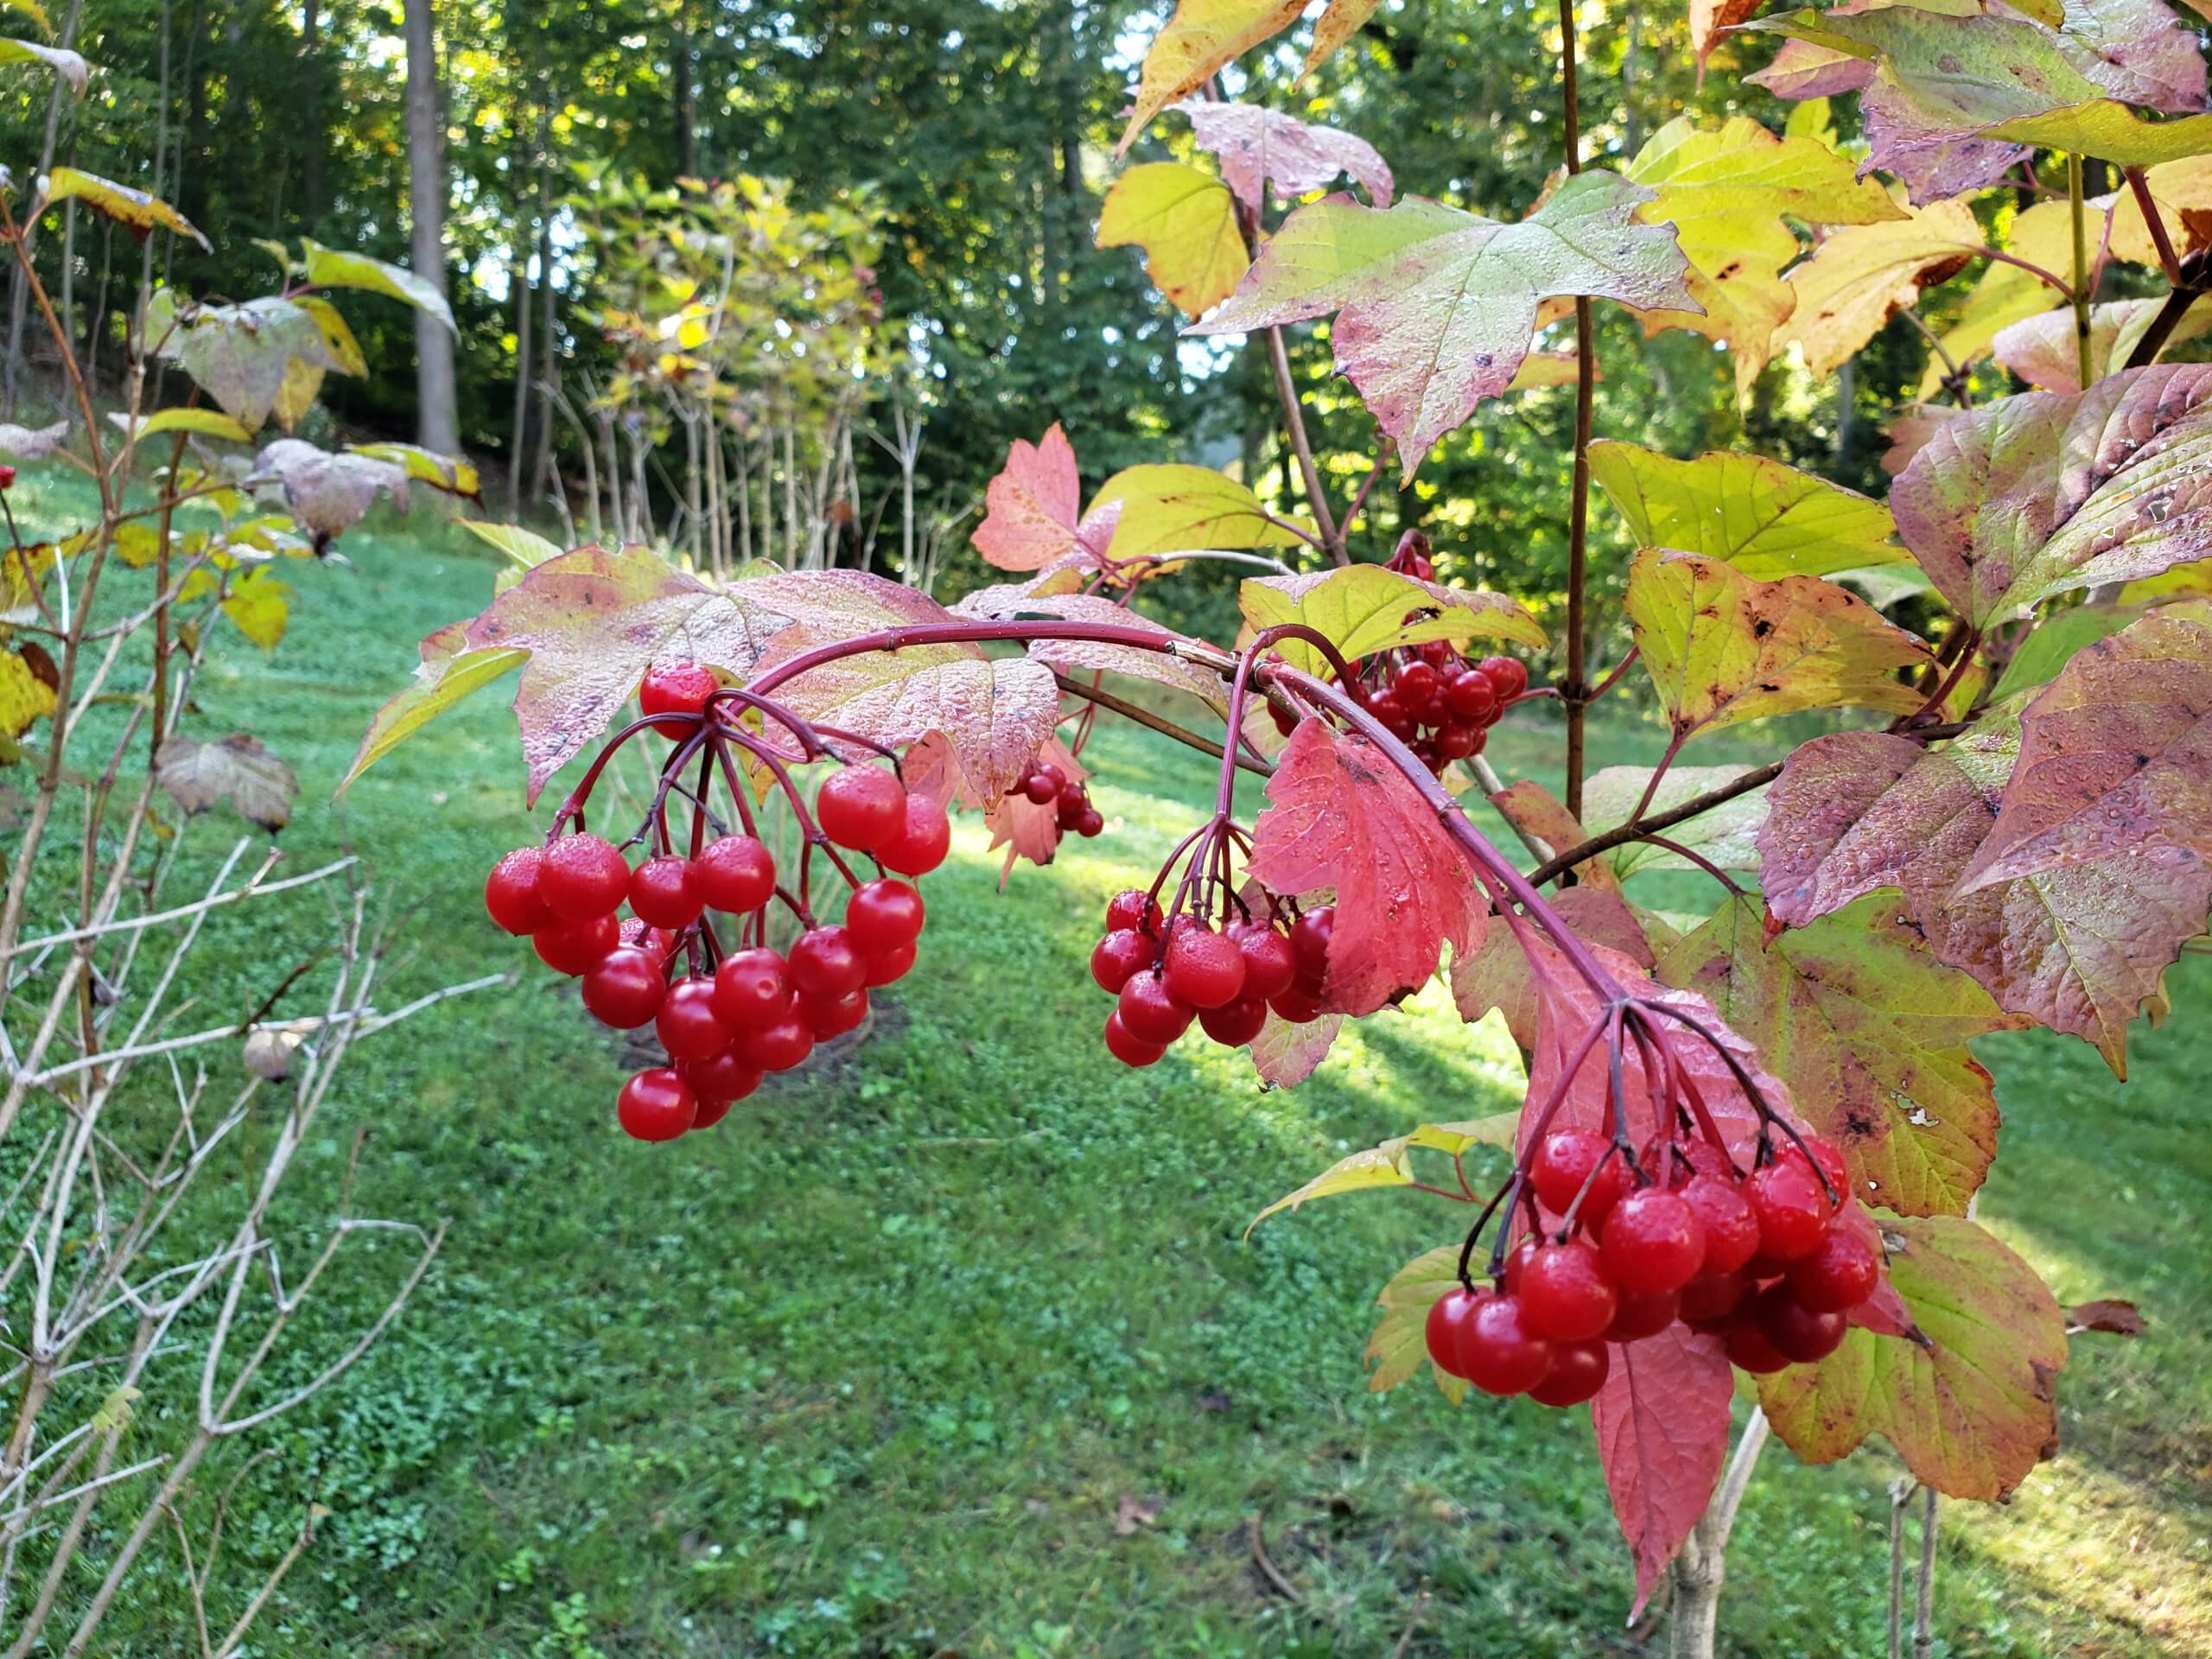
352,0,2212,1639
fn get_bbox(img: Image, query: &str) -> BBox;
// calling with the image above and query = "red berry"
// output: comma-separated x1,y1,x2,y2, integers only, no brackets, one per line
789,925,866,998
1022,762,1065,805
1455,1293,1555,1396
1681,1173,1761,1275
617,1068,696,1141
863,942,917,987
1198,996,1268,1047
1601,1287,1681,1342
735,1014,814,1072
1477,655,1528,701
1520,1241,1619,1342
845,879,925,952
1528,1338,1610,1408
682,1047,762,1109
1366,688,1406,729
1395,661,1440,706
1724,1314,1794,1374
1076,805,1104,838
1601,1189,1707,1295
1435,722,1478,760
1530,1131,1627,1228
485,847,551,934
620,918,677,962
803,988,869,1040
1105,889,1164,937
582,946,667,1028
1753,1282,1847,1363
879,794,952,876
712,949,792,1028
1288,905,1334,987
1678,1271,1750,1327
695,835,777,913
1056,790,1086,830
1267,987,1324,1024
816,766,906,852
1116,969,1192,1046
1789,1230,1879,1313
0,465,16,489
1501,1235,1541,1294
1227,922,1296,1000
654,976,728,1061
533,912,619,976
1745,1160,1833,1262
1418,639,1454,667
638,662,719,732
1165,923,1246,1009
1445,671,1497,723
1103,1009,1168,1067
690,1094,734,1131
628,855,703,929
1424,1287,1483,1380
539,835,630,920
1786,1132,1852,1204
1090,929,1154,994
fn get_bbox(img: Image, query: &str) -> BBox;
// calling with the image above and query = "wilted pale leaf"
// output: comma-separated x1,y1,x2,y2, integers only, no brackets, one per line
0,417,67,459
1097,162,1249,319
161,296,353,432
155,733,298,831
0,41,85,94
254,439,408,548
1176,99,1393,212
1990,296,2212,391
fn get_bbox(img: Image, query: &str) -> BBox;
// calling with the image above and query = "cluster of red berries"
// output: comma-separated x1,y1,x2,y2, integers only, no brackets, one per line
1424,1130,1878,1406
1009,756,1103,840
484,759,950,1142
1352,644,1527,774
1086,892,1338,1065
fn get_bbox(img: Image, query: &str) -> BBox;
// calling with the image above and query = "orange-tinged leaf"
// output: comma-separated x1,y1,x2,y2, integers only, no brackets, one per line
970,423,1120,572
1488,779,1617,889
982,733,1085,880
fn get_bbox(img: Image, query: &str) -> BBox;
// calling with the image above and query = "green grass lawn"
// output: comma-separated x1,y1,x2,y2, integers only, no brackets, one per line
24,499,2210,1656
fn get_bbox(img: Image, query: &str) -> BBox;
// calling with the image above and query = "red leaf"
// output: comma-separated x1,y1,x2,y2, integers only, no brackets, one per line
1592,1323,1734,1618
970,423,1120,571
1245,721,1489,1016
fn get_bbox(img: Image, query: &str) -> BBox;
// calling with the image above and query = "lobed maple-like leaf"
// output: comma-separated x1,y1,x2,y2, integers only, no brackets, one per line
1656,893,2022,1216
970,424,1122,573
1590,440,1904,581
1363,1245,1470,1403
1245,720,1489,1016
1622,115,1905,394
1774,195,1985,378
1096,162,1250,320
950,586,1228,713
1579,764,1770,880
1176,99,1394,213
1246,1005,1346,1087
1237,563,1544,676
1087,463,1309,563
1625,548,1930,742
154,733,298,833
1890,365,2212,626
1189,172,1699,477
1592,1324,1737,1620
1448,885,1655,1048
1758,1213,2067,1501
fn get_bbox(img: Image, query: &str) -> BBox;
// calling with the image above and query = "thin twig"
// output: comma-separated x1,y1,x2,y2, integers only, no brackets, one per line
1247,1510,1303,1603
1048,671,1271,778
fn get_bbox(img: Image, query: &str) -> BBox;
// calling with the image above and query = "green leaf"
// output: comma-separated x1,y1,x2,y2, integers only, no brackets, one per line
1580,764,1770,880
1589,441,1904,580
1987,604,2134,702
106,407,253,443
88,1384,139,1436
1249,1112,1516,1232
0,38,83,94
343,623,528,793
39,167,204,248
302,238,456,334
1363,1245,1470,1403
1625,548,1931,741
1189,171,1698,477
454,518,565,569
1758,1214,2066,1501
1096,162,1249,320
1237,563,1544,675
1087,464,1308,562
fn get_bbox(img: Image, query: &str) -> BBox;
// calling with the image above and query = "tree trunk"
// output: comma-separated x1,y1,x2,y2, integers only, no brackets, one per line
404,0,460,454
3,0,85,417
505,109,537,512
1667,1411,1771,1659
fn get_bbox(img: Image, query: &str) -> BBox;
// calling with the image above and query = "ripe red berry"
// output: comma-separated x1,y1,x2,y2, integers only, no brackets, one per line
1723,1314,1793,1375
655,976,728,1062
0,465,16,490
863,942,917,987
1477,654,1528,701
1395,661,1440,707
735,1014,814,1072
1288,905,1334,988
1198,996,1268,1047
1076,805,1104,837
1165,923,1246,1009
620,918,677,962
1501,1235,1541,1294
802,988,869,1040
789,925,867,998
1752,1282,1848,1363
582,946,668,1028
1090,929,1153,993
694,835,777,913
1105,888,1164,937
1022,761,1065,805
1445,671,1497,723
1789,1229,1880,1313
1530,1130,1627,1228
539,835,630,919
1529,1338,1611,1408
712,948,792,1028
533,912,619,976
628,855,704,929
879,794,952,876
845,879,925,952
1785,1132,1852,1205
1435,723,1478,760
1227,922,1296,1000
485,847,551,934
617,1068,697,1141
1456,1293,1555,1397
1678,1271,1751,1327
1745,1160,1834,1262
816,766,906,853
1601,1287,1681,1343
638,662,719,732
1681,1173,1761,1275
1424,1287,1483,1380
1601,1189,1707,1295
1103,1009,1168,1067
1366,687,1406,729
1116,969,1192,1046
1520,1241,1619,1342
682,1047,762,1110
1267,987,1324,1024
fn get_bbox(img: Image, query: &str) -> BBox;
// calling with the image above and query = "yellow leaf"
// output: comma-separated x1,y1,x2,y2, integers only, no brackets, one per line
1589,441,1905,579
301,238,456,334
296,296,368,377
455,518,564,567
40,166,204,248
1300,0,1382,82
106,407,254,443
111,524,166,569
1088,463,1306,561
1116,1,1307,156
342,624,528,792
0,644,56,737
1237,563,1545,674
349,442,480,497
1919,197,2075,397
1096,162,1249,320
1248,1114,1516,1234
1779,196,1983,377
220,567,291,650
